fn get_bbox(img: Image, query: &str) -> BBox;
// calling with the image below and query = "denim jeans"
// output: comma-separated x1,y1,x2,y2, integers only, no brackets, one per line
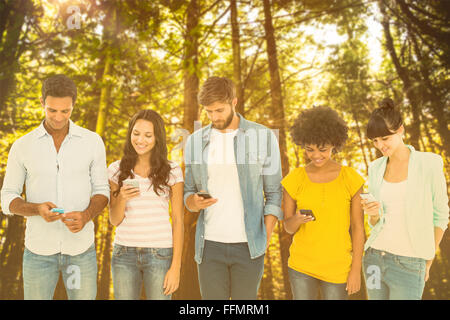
111,244,173,300
23,243,97,300
288,267,348,300
363,247,426,300
197,240,265,300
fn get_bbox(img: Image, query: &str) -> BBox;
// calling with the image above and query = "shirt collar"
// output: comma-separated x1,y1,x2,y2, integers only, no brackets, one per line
202,112,249,141
36,119,83,139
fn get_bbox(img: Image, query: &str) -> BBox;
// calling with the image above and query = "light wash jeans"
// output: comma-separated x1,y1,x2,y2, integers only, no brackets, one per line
111,244,173,300
288,267,348,300
23,243,97,300
363,247,426,300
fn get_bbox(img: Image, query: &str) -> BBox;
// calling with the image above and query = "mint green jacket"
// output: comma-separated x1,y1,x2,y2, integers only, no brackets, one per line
364,145,449,260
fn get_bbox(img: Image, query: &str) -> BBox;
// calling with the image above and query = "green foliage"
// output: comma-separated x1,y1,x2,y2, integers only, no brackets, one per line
0,0,448,300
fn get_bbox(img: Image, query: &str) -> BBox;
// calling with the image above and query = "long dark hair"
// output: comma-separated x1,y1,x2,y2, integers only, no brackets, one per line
113,109,171,197
367,98,403,139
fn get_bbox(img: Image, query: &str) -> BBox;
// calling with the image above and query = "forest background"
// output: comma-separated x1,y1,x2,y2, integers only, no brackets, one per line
0,0,448,300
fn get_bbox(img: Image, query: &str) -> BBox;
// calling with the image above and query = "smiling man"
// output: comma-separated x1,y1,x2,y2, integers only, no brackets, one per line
0,74,109,299
183,76,283,300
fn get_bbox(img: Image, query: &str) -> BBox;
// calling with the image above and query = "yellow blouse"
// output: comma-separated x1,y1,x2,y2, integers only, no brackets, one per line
281,166,364,283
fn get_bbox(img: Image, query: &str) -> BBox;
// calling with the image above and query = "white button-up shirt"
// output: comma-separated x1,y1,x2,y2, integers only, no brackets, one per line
1,120,110,256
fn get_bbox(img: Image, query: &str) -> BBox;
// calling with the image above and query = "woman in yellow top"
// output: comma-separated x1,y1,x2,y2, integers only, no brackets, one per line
282,106,365,300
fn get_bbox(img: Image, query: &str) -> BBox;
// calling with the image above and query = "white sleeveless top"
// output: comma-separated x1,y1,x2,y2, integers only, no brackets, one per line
371,179,418,257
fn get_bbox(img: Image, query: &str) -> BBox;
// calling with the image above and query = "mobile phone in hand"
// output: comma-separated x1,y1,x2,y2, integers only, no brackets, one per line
197,191,212,199
360,193,377,203
51,208,64,214
300,209,316,221
123,179,140,189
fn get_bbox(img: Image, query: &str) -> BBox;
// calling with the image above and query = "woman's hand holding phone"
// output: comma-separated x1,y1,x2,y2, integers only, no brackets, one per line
119,183,140,201
296,210,314,224
362,200,381,215
360,193,381,225
360,193,380,216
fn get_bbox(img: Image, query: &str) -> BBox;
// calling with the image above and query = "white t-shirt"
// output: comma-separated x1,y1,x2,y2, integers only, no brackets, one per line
371,179,417,257
204,129,247,243
108,160,184,248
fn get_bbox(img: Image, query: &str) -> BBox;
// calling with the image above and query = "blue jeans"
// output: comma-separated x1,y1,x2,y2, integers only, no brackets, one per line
288,267,348,300
111,244,173,300
23,244,97,300
363,247,426,300
197,240,265,300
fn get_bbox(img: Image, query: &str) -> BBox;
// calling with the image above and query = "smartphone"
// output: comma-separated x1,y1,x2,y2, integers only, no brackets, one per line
197,191,212,199
123,179,140,189
360,193,377,203
51,208,64,214
300,209,316,221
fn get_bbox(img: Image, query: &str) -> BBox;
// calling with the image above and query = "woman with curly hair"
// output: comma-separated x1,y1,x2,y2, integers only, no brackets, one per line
108,109,184,299
362,99,448,300
281,106,365,300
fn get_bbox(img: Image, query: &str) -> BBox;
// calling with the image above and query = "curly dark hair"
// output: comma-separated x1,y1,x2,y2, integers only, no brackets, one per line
290,106,348,152
113,109,171,197
41,74,77,105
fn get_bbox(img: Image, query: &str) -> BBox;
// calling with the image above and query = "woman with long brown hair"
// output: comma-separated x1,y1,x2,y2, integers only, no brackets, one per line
108,109,184,300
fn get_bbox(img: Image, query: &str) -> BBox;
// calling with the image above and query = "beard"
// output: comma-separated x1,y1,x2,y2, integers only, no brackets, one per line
212,109,235,130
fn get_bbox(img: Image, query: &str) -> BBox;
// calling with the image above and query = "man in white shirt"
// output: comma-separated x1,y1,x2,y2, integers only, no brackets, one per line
1,74,110,299
184,77,283,299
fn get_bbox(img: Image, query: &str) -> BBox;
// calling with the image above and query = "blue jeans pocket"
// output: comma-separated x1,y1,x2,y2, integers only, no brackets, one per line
112,244,126,258
155,248,173,260
394,256,425,274
363,250,378,267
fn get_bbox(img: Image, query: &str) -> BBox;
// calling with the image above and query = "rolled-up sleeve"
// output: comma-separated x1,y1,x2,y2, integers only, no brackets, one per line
262,130,283,220
431,156,449,231
89,134,110,202
1,142,25,215
367,162,383,229
183,135,198,212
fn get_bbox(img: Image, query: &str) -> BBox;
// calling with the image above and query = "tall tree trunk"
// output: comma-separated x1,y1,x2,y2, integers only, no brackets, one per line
410,33,450,157
262,0,291,299
0,0,31,115
259,247,275,299
182,0,200,133
95,4,117,139
98,222,113,299
230,0,244,115
0,215,25,299
379,0,421,150
95,55,113,138
352,112,369,174
175,0,202,300
91,4,118,300
0,1,12,44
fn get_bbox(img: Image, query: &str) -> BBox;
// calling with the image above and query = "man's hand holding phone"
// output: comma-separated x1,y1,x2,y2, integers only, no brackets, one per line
191,190,217,211
62,211,90,233
37,202,61,222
